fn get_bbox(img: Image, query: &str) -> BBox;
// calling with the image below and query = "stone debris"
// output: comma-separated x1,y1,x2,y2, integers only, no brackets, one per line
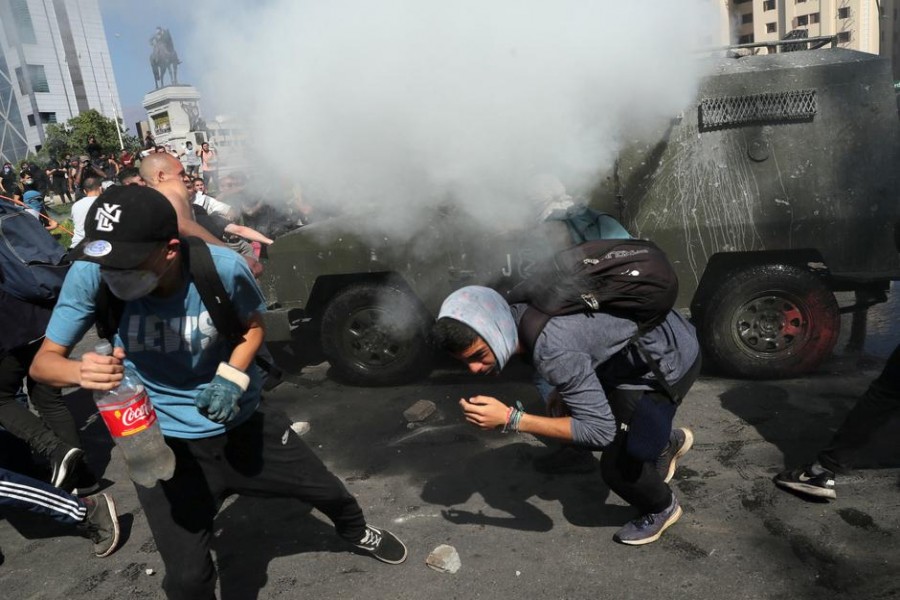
145,568,155,576
290,421,311,436
425,544,461,574
301,362,329,383
403,400,436,423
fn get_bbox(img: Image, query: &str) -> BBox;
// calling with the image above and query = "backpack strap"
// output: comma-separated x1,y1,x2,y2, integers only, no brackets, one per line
517,305,552,361
517,305,681,405
95,281,123,342
630,331,682,405
183,236,245,345
183,237,275,375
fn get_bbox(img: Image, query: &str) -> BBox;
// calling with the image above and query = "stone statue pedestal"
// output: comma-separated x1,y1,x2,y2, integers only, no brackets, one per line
142,84,206,148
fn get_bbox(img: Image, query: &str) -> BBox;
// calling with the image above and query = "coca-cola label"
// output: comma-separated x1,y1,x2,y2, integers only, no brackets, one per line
98,389,158,437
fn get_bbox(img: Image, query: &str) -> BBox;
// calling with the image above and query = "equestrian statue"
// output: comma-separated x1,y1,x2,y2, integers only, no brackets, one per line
150,26,180,89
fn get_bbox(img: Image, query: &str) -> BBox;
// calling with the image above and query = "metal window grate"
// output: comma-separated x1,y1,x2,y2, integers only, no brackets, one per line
699,90,817,130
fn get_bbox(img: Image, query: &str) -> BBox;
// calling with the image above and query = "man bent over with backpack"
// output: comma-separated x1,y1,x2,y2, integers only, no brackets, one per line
433,286,700,545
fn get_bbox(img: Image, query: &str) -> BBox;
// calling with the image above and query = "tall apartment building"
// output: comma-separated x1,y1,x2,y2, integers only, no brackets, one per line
0,0,122,164
729,0,878,49
726,1,900,80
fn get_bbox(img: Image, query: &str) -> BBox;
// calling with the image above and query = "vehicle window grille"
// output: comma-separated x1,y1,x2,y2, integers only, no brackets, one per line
699,90,817,130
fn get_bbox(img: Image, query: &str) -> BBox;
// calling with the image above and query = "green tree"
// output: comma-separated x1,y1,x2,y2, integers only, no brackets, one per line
39,110,140,164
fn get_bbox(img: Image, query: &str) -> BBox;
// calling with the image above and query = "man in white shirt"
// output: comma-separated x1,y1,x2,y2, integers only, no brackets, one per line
180,141,202,177
69,177,102,249
192,178,234,220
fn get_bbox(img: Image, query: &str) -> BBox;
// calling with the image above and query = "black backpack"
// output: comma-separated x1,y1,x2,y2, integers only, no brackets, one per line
507,238,682,402
0,199,69,306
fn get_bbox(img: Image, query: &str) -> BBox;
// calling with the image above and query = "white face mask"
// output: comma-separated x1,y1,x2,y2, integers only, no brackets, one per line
101,268,160,301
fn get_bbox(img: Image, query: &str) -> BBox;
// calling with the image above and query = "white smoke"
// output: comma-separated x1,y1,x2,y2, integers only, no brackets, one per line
189,0,717,233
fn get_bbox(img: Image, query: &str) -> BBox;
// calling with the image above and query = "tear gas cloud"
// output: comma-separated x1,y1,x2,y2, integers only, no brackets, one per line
190,0,717,234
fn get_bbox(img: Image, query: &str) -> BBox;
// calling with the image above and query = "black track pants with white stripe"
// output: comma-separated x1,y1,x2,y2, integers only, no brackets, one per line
0,467,86,524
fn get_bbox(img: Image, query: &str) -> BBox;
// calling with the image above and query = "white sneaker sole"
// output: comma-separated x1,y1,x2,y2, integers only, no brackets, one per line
774,479,837,500
615,504,683,546
93,494,121,558
51,448,84,489
663,428,694,484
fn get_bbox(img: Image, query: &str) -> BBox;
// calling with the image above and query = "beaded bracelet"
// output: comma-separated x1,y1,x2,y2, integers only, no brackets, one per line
501,401,526,433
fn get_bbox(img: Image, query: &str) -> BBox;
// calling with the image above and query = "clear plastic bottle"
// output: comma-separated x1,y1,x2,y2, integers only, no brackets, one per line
93,341,176,487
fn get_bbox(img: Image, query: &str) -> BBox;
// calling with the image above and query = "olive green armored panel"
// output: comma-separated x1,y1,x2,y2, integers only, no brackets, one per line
261,207,558,314
598,49,900,307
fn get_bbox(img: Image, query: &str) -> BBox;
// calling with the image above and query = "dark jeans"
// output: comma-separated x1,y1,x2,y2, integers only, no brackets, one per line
818,342,900,473
601,356,701,515
136,403,367,600
0,339,77,457
52,180,72,204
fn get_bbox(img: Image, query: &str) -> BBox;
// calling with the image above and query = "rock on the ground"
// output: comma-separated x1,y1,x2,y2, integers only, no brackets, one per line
403,400,436,423
426,544,461,573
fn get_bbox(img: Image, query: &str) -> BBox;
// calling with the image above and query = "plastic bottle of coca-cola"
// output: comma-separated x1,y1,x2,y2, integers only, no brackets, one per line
93,341,175,487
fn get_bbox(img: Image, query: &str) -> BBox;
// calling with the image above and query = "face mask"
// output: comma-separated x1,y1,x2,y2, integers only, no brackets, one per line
23,178,33,185
101,268,160,301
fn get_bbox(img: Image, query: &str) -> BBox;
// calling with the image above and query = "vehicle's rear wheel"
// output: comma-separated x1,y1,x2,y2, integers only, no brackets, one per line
320,283,434,386
697,264,840,378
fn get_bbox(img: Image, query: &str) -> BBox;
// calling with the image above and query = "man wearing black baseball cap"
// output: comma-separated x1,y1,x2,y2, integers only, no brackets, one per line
31,185,408,598
69,184,178,269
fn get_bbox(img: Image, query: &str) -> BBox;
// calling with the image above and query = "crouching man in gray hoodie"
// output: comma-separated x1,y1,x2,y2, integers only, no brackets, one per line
433,285,701,545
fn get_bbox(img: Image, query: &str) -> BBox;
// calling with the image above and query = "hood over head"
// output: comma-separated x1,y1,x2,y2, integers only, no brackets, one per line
438,285,518,371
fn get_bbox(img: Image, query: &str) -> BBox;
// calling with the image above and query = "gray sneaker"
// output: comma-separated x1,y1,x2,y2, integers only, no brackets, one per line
655,428,694,483
614,495,683,546
79,493,121,557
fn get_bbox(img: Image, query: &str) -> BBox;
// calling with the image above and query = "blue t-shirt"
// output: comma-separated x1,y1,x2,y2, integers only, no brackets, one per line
46,244,267,439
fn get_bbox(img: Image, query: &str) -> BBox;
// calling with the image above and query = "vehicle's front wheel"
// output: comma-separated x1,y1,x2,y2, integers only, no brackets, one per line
320,283,434,386
697,264,840,378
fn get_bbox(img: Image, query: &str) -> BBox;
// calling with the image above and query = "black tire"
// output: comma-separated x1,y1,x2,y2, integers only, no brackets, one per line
319,283,434,386
697,264,840,379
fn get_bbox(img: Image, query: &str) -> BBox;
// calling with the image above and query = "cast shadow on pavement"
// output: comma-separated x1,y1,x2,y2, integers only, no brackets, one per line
718,380,900,471
212,496,348,600
420,442,634,532
1,503,134,550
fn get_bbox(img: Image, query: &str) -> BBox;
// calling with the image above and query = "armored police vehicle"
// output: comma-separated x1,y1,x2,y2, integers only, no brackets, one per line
261,43,900,386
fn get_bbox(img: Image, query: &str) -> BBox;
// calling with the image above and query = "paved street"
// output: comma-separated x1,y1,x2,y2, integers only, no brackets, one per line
1,341,898,599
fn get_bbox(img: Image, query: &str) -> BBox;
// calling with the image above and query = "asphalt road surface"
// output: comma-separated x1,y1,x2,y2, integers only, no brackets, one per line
2,335,899,600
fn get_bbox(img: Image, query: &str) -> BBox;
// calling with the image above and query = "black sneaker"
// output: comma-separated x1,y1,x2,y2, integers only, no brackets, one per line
74,482,101,497
613,494,682,546
532,445,599,474
773,464,836,500
79,493,121,557
73,462,101,497
354,525,407,564
655,427,694,483
50,446,84,491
